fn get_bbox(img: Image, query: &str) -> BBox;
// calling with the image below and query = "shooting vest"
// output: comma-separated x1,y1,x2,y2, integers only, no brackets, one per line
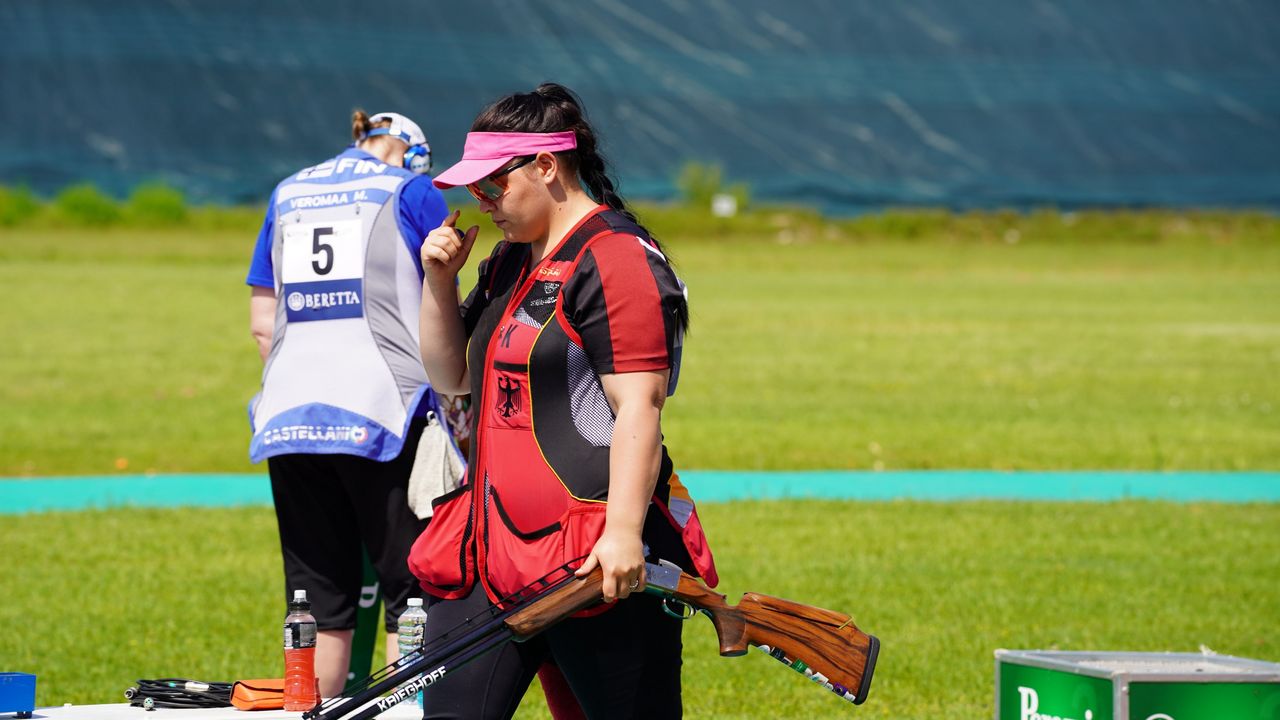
409,208,718,607
249,149,431,462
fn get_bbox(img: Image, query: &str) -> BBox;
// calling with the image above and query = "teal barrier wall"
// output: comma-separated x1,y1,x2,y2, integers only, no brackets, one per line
2,1,1278,213
2,472,1277,514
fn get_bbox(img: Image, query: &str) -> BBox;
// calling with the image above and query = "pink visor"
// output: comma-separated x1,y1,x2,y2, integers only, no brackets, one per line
432,131,578,189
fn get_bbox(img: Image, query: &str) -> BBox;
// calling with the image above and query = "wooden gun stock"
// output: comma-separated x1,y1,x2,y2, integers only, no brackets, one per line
665,570,879,705
507,563,879,706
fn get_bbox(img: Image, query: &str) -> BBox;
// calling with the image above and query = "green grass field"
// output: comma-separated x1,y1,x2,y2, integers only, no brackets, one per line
1,207,1278,717
1,208,1277,474
2,501,1277,718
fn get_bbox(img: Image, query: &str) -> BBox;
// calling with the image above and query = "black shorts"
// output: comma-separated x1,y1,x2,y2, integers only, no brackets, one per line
268,419,429,633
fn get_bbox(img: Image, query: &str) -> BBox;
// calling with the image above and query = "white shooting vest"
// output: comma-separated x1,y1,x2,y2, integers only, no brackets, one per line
249,151,432,462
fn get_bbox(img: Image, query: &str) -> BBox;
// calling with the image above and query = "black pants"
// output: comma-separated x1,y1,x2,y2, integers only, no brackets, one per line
268,418,429,632
420,584,683,719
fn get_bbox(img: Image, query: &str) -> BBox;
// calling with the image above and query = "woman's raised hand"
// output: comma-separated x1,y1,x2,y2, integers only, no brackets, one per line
421,210,479,284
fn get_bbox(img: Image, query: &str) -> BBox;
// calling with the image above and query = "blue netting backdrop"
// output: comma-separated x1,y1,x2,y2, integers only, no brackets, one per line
2,1,1278,213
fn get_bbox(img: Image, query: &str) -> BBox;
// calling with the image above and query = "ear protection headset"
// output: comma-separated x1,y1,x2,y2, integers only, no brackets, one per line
401,143,432,175
365,112,432,175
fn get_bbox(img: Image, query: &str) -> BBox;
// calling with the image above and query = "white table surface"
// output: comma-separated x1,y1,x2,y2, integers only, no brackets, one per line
22,702,421,719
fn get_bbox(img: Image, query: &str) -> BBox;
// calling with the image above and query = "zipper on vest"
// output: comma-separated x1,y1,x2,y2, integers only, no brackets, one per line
481,472,492,588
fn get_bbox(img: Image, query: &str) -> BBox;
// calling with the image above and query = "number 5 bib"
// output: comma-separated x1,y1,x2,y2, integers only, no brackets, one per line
282,219,365,322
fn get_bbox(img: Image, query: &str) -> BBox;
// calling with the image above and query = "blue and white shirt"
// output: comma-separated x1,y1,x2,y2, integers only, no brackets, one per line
246,147,449,462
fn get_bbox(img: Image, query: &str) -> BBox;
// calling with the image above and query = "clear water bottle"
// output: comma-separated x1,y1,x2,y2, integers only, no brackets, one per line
283,589,319,711
396,598,428,708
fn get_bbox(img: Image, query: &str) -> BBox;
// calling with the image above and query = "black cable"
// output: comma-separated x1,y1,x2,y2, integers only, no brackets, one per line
124,678,233,710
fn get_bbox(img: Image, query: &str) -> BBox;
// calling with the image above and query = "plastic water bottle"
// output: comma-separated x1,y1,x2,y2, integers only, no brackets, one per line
283,589,319,711
397,598,428,708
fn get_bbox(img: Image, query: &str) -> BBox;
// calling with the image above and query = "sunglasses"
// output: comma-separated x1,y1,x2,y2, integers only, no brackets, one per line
466,156,535,202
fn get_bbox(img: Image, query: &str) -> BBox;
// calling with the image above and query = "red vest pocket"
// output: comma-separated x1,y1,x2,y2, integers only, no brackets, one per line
407,485,476,599
560,504,608,568
481,490,609,615
483,483,563,603
561,504,613,619
652,494,719,588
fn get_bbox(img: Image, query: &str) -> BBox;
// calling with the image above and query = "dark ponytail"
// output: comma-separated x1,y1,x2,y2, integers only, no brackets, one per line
351,108,375,141
351,108,393,149
471,83,640,226
472,83,687,333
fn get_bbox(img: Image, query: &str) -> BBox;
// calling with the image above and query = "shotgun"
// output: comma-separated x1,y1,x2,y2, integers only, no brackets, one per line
306,560,878,720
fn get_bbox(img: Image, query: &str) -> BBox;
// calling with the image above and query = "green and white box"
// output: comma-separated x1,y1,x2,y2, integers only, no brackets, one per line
995,650,1280,720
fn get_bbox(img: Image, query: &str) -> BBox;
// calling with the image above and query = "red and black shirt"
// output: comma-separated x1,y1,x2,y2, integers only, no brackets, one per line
409,206,716,605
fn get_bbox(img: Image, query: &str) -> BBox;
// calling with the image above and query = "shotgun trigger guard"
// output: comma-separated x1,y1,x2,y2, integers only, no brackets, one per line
661,597,695,620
